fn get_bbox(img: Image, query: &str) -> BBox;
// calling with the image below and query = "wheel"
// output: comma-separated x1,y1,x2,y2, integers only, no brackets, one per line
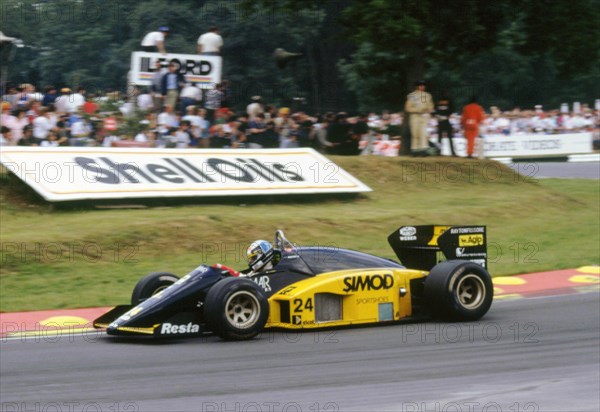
424,260,493,321
131,272,179,305
204,277,269,341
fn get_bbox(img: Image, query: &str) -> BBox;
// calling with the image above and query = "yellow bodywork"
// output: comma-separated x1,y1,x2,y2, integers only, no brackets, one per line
266,268,428,329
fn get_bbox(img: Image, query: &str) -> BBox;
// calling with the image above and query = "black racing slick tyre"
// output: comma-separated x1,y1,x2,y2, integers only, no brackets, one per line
204,277,269,341
131,272,179,305
424,260,493,321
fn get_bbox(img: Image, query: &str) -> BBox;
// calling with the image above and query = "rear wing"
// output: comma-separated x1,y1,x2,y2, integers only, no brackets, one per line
387,225,487,271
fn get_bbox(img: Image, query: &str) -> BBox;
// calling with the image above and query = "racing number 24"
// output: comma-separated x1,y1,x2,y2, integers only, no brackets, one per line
293,298,313,313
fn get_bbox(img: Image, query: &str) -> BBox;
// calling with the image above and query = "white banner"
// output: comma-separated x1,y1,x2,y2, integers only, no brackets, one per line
440,133,593,157
130,52,222,89
0,148,371,202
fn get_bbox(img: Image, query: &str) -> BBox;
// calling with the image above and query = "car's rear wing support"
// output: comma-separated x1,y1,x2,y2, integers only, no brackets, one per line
387,225,487,271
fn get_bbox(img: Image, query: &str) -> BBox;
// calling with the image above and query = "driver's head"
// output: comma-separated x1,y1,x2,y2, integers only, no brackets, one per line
247,240,275,272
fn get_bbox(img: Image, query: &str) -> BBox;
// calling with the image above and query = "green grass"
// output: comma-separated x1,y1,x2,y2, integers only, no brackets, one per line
1,156,598,311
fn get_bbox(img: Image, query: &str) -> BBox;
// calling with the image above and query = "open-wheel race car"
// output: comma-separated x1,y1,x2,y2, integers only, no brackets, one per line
94,225,493,340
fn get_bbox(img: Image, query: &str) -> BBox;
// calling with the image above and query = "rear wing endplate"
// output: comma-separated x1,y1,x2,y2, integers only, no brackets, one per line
387,225,487,271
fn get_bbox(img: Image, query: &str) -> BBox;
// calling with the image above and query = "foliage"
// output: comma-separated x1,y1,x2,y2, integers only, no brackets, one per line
337,0,600,110
2,0,599,114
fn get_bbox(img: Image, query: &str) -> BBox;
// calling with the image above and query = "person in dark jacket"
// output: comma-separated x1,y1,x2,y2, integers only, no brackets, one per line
161,63,186,112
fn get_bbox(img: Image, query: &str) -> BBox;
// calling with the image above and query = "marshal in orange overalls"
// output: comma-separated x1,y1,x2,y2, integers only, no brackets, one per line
461,102,485,157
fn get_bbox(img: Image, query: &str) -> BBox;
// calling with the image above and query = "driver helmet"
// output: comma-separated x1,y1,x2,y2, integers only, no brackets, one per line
247,240,275,272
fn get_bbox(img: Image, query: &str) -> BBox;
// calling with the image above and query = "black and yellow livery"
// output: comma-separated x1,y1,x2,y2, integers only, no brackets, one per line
94,226,493,340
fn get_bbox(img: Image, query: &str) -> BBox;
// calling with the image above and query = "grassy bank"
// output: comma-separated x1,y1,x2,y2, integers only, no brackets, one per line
1,156,598,311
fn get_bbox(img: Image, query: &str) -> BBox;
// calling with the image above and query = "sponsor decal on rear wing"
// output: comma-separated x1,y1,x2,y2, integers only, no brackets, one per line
388,225,487,270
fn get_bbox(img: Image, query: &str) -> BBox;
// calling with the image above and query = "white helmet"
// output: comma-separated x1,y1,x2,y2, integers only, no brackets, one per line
246,240,275,272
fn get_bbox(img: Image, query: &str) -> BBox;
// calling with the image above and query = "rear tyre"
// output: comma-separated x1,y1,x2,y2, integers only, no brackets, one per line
424,260,493,321
204,277,269,341
131,272,179,305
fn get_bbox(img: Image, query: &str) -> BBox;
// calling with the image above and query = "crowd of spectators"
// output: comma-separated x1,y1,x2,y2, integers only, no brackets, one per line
1,82,598,154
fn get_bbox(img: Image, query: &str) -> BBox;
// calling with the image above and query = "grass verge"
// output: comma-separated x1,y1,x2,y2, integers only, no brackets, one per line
1,156,598,311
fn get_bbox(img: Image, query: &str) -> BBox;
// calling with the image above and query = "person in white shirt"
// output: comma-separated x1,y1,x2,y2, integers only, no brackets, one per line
71,116,92,138
54,88,83,113
134,130,149,142
102,134,121,147
174,121,192,148
246,96,264,120
33,107,53,140
71,87,86,112
141,26,169,54
137,87,154,112
54,88,70,114
179,83,202,113
157,104,179,135
197,26,223,55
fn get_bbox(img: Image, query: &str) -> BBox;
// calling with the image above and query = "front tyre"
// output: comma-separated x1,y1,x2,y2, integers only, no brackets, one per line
131,272,179,305
204,277,269,341
424,260,493,321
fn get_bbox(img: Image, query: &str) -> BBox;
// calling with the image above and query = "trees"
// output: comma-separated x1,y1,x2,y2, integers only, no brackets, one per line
2,0,598,113
338,0,600,110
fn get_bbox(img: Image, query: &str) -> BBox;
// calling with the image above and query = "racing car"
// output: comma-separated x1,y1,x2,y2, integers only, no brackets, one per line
94,225,493,340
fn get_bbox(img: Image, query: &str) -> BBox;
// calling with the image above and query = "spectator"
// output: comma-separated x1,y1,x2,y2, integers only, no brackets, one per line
1,104,20,145
197,26,223,55
32,107,53,141
313,113,334,153
405,80,434,156
150,60,166,113
209,124,232,148
204,83,224,125
174,121,192,148
55,120,70,142
15,84,34,108
18,125,38,146
247,112,267,147
2,86,19,108
327,113,352,155
161,62,185,110
281,121,300,148
54,88,83,114
134,126,150,143
274,107,296,147
157,104,179,135
0,126,12,146
350,113,369,153
11,109,30,145
247,96,264,120
137,87,154,112
83,93,99,115
179,83,202,114
197,108,211,147
220,80,232,108
71,115,92,139
41,130,67,147
42,86,58,107
435,92,456,156
72,87,86,111
141,26,169,54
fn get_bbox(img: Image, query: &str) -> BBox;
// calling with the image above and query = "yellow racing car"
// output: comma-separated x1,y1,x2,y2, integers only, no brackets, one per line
94,225,493,340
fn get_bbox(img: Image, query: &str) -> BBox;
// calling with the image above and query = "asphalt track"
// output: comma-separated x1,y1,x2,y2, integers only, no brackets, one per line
507,161,599,179
1,292,599,412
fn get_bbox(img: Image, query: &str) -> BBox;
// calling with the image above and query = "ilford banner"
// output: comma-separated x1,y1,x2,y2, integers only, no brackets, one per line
130,52,222,88
0,148,371,202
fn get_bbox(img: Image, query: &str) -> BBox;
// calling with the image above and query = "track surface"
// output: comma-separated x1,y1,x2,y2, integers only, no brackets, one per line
1,292,599,412
507,161,599,179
